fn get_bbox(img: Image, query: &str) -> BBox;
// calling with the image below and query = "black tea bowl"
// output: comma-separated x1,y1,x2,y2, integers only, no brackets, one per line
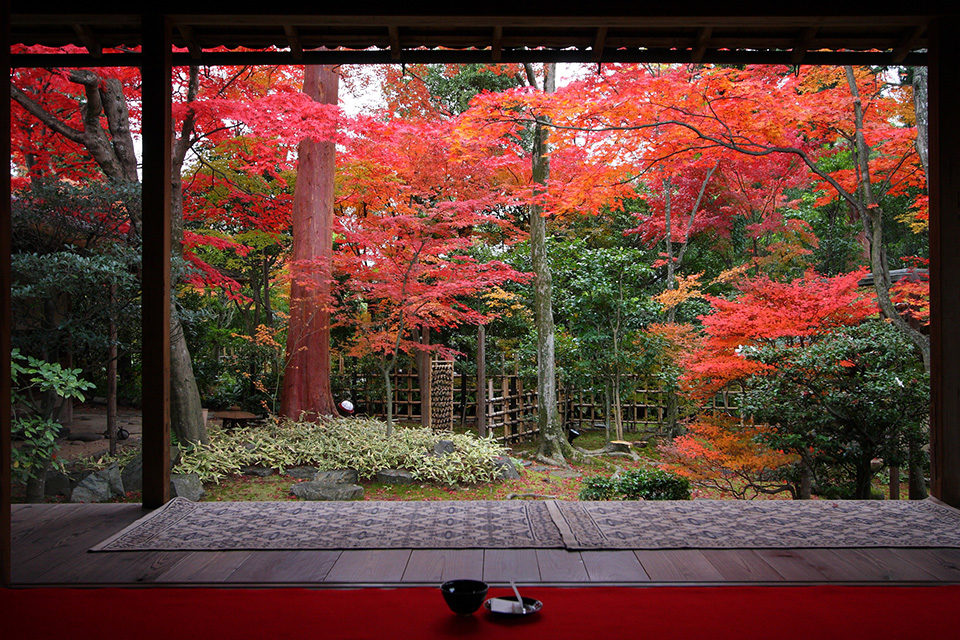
440,579,489,615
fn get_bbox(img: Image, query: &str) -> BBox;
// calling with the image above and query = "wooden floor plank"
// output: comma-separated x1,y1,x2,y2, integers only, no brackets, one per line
483,549,541,584
581,550,650,582
634,549,725,582
847,549,941,581
797,549,897,582
153,551,254,583
753,549,832,582
886,549,960,582
535,549,589,582
12,505,80,548
700,550,783,582
10,503,960,587
401,549,484,583
226,550,342,583
40,551,189,584
13,505,146,582
324,550,412,583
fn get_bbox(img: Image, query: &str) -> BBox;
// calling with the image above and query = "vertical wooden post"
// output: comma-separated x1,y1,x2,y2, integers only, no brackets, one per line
141,12,173,509
477,325,486,437
1,0,13,587
929,17,960,507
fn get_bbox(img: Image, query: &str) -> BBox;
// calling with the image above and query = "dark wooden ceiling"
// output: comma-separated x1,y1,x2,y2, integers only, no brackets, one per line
8,2,952,66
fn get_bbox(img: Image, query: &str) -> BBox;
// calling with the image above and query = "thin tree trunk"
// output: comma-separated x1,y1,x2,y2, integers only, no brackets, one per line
603,382,611,442
280,65,339,419
908,442,928,499
382,365,394,436
799,462,812,500
844,66,930,369
107,284,118,456
912,66,929,180
889,465,901,500
855,454,874,500
526,63,579,466
477,324,487,437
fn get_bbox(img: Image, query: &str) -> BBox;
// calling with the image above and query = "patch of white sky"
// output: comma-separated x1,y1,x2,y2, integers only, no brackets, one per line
338,62,591,116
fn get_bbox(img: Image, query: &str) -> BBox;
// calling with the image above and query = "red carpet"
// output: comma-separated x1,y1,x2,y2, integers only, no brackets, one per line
2,585,958,639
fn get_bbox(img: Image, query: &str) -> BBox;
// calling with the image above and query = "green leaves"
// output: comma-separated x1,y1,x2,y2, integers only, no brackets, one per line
175,417,508,485
579,468,691,501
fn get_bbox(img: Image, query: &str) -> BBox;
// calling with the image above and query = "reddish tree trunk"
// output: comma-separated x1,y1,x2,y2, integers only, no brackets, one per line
281,66,339,419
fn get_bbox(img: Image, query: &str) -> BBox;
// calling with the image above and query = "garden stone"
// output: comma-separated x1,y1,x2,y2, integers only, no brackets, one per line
432,440,456,455
377,469,415,485
291,481,364,501
286,466,318,479
241,466,274,477
170,473,205,501
121,455,143,492
606,440,632,454
314,469,358,485
549,469,582,479
44,469,72,498
169,446,181,468
492,456,520,480
102,463,125,496
70,465,123,503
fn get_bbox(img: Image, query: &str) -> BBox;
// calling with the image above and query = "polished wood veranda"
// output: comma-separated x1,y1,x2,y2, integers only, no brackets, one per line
12,503,960,587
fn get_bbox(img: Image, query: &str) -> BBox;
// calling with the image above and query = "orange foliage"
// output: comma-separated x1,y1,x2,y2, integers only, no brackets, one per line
659,413,799,499
682,269,876,399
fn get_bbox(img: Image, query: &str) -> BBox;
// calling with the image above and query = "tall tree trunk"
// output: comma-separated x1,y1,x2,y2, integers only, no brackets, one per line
524,63,580,466
107,284,118,455
855,454,874,500
912,66,929,180
844,67,930,369
13,65,210,444
603,381,612,442
281,65,339,419
381,364,394,436
477,324,487,437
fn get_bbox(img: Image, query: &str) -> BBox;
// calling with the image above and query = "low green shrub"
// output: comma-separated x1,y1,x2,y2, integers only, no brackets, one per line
579,468,690,501
175,416,509,485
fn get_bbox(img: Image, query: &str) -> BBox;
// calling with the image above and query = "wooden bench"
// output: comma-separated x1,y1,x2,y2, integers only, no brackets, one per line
212,410,260,431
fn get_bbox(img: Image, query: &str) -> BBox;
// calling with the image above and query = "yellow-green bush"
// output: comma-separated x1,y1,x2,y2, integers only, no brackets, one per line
175,416,509,485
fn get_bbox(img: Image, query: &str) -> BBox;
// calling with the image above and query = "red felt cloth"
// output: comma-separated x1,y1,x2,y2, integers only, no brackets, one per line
2,585,958,639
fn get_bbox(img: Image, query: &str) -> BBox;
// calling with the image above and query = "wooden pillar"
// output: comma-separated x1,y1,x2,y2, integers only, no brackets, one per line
141,12,173,509
929,16,960,507
476,324,486,437
1,0,13,587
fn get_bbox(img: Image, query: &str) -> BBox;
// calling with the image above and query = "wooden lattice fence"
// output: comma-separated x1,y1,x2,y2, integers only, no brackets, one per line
332,366,740,444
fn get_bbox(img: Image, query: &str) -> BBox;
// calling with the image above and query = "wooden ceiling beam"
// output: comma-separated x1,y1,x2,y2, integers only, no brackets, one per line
491,25,502,61
71,23,101,57
283,24,303,60
388,25,400,60
10,47,928,69
892,24,926,63
177,23,201,60
791,26,819,65
591,26,607,62
691,26,712,63
166,14,927,30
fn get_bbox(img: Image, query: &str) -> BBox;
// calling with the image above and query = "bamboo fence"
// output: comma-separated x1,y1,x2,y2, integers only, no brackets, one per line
331,370,740,444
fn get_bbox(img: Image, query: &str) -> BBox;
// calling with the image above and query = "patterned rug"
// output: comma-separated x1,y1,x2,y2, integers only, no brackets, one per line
91,498,960,552
90,498,564,551
549,500,960,550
